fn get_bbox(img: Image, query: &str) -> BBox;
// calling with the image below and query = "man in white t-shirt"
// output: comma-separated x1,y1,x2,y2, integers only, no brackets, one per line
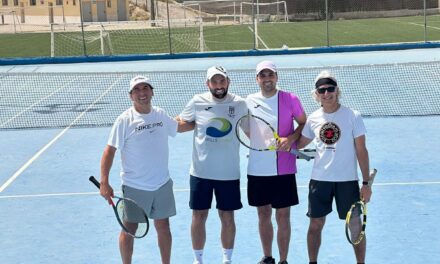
296,71,372,264
246,61,307,264
177,66,248,264
99,76,193,264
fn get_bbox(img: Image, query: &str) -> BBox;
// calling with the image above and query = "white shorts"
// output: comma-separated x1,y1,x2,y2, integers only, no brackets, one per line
122,179,176,220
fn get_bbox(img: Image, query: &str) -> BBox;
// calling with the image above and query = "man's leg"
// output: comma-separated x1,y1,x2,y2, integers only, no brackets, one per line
119,222,137,264
257,205,274,258
349,217,366,263
218,210,235,263
218,210,236,248
155,218,172,264
307,217,325,263
191,210,209,263
275,207,291,262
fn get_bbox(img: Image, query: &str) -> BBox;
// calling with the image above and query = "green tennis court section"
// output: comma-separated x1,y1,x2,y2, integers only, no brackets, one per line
1,49,440,263
1,15,440,57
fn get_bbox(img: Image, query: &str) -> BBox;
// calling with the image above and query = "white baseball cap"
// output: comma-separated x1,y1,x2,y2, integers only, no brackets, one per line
129,75,154,93
206,66,228,80
256,60,277,75
314,70,338,88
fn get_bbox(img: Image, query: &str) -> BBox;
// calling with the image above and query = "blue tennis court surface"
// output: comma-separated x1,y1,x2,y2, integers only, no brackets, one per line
1,50,440,263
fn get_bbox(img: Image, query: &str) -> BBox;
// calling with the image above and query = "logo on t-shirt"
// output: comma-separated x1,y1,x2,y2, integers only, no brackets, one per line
228,106,236,118
135,122,163,132
206,118,232,138
319,122,340,145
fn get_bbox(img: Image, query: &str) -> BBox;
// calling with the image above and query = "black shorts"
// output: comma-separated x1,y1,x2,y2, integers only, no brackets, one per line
307,179,360,219
247,174,299,209
189,175,243,211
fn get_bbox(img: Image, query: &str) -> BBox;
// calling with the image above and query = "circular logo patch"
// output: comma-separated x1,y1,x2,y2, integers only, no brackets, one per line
319,122,341,144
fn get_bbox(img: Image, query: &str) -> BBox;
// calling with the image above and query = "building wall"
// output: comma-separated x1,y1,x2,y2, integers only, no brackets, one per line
0,0,127,23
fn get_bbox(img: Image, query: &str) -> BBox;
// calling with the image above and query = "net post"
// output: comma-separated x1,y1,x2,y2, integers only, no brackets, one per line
283,1,288,22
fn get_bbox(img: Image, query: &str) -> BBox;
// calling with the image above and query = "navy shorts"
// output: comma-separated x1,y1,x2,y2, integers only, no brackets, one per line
247,174,299,209
189,175,243,211
307,179,360,219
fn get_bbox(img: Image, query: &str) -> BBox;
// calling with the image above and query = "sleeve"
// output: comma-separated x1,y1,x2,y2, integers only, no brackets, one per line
179,97,196,122
164,111,178,138
239,98,249,116
290,93,305,118
107,116,126,150
352,110,367,138
301,118,314,140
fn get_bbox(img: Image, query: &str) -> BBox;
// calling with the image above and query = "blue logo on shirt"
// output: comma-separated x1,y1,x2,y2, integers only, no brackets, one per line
206,118,232,138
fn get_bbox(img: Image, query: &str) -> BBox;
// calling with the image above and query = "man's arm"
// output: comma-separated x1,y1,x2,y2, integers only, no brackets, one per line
100,145,116,205
175,116,195,132
354,135,372,203
278,112,307,151
296,134,313,150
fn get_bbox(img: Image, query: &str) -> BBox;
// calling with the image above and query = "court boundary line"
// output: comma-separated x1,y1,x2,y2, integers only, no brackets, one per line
0,77,77,128
0,75,124,193
1,181,439,199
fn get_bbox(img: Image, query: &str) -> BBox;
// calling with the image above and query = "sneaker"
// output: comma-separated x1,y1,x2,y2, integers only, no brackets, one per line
223,261,232,264
258,256,275,264
278,261,288,264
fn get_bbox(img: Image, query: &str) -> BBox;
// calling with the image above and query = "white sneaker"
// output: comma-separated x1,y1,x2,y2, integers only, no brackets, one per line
223,261,232,264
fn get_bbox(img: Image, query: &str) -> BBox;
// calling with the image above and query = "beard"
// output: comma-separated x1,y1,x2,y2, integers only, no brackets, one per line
210,88,227,99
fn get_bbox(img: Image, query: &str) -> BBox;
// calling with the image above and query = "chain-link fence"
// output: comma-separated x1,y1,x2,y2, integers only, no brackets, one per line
0,0,439,58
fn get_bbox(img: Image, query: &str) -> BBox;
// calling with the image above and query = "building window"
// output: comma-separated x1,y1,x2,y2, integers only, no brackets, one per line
73,0,75,5
30,0,36,5
2,0,8,6
14,0,18,6
56,0,62,4
107,0,110,8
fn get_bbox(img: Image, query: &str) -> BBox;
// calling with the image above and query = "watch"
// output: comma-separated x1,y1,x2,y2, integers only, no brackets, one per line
362,181,369,186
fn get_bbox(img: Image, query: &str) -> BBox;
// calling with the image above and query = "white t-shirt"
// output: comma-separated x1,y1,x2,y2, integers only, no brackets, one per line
180,92,248,181
246,90,305,176
108,106,177,191
301,105,366,182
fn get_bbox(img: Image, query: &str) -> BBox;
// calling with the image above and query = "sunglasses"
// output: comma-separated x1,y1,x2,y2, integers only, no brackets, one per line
317,86,336,94
258,72,276,78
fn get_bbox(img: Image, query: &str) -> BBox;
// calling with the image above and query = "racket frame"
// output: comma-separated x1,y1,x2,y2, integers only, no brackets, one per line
235,114,315,161
344,168,377,245
89,176,149,238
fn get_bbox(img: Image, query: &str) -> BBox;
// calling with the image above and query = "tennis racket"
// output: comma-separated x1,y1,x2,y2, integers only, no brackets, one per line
235,114,315,161
345,168,377,245
89,176,149,238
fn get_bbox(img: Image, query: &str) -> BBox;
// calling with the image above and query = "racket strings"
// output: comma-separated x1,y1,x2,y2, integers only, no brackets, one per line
116,199,149,238
236,115,277,150
346,202,366,245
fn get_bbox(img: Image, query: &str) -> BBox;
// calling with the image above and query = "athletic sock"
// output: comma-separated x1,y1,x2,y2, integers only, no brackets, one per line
193,249,204,264
222,248,233,263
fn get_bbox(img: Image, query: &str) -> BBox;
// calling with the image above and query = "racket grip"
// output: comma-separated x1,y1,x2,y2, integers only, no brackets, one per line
290,149,312,161
89,176,101,189
368,169,377,186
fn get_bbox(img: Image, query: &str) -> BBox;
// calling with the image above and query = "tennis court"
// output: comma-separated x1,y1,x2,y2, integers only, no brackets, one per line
1,49,440,263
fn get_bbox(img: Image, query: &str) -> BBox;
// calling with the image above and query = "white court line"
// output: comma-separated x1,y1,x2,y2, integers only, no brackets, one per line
0,75,125,193
0,78,77,128
1,181,440,199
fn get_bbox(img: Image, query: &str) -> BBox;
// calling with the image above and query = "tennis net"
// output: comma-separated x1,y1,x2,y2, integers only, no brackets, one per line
1,60,439,129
